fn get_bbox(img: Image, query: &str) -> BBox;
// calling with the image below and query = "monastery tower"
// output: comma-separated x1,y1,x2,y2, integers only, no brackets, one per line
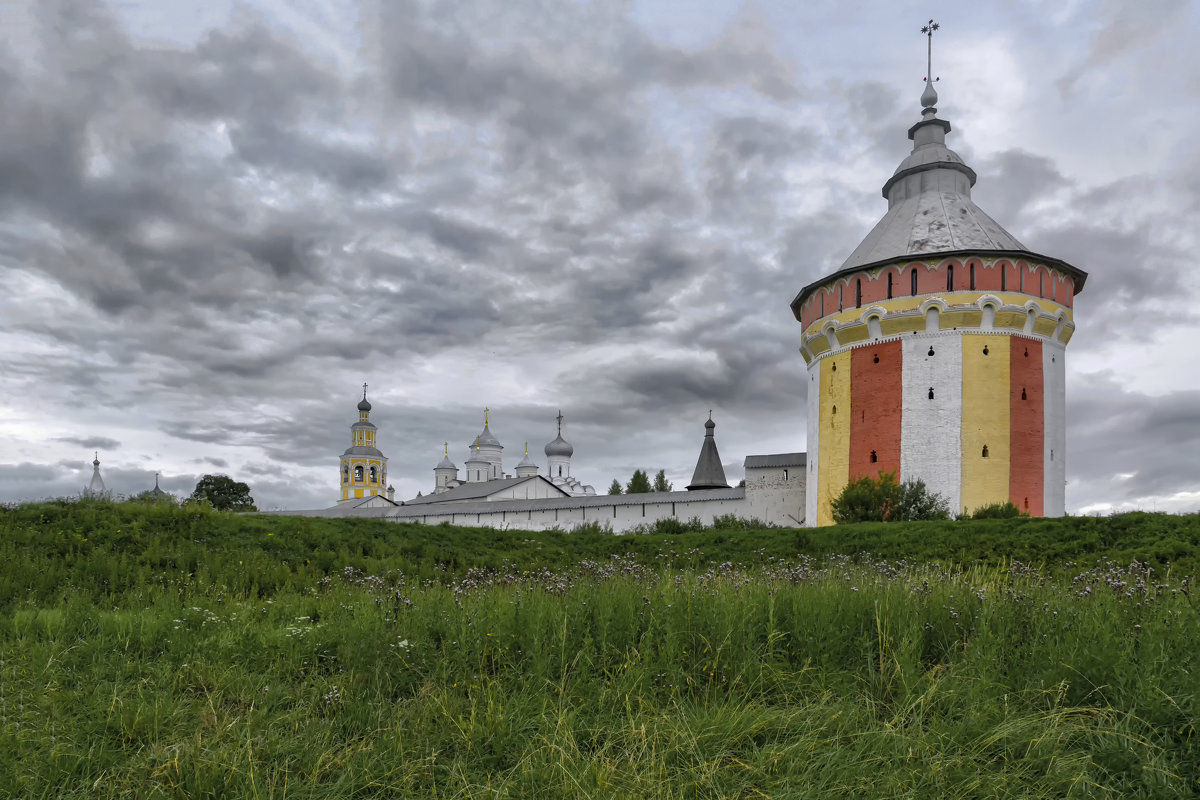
338,384,389,503
792,22,1087,525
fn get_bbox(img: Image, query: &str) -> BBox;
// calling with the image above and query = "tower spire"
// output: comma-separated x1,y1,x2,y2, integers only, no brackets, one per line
920,19,940,113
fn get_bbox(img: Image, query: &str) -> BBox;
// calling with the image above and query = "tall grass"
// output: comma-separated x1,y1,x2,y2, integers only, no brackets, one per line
1,500,1198,797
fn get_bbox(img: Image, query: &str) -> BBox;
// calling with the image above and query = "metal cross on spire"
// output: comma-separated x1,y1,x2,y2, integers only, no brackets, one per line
362,382,368,400
921,19,940,85
556,409,564,435
484,407,490,426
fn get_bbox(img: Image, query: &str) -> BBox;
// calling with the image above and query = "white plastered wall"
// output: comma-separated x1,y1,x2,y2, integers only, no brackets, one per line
1043,341,1067,516
901,333,963,514
745,466,806,526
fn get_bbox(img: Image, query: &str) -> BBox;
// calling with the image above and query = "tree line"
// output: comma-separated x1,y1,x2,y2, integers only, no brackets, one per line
607,469,672,495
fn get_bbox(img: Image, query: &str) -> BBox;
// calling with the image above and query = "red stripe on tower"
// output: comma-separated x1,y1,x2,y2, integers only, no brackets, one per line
1010,338,1044,515
850,341,903,479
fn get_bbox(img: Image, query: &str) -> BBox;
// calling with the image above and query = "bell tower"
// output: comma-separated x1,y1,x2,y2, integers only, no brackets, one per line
338,383,388,503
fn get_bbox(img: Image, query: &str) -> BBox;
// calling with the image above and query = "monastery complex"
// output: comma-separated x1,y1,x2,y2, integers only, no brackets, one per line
272,29,1086,529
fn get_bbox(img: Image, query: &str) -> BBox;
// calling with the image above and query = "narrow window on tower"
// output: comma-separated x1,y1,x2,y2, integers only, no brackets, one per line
887,273,893,299
928,387,935,400
970,263,976,290
1024,497,1029,510
947,264,954,291
1021,388,1027,400
856,278,862,308
832,405,837,414
983,345,989,355
911,268,918,296
820,295,824,316
1001,266,1007,291
928,346,935,356
870,450,878,463
873,353,879,363
783,469,789,479
369,466,377,483
1020,269,1025,292
981,445,989,458
354,465,364,482
1039,271,1045,297
838,285,843,311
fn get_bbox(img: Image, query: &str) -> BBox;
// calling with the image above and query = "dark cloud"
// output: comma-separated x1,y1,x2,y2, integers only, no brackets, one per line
1069,374,1200,509
56,436,122,450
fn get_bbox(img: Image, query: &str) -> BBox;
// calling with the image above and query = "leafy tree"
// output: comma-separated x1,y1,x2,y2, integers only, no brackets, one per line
831,471,949,524
625,469,651,494
189,474,256,512
652,469,673,493
607,479,623,495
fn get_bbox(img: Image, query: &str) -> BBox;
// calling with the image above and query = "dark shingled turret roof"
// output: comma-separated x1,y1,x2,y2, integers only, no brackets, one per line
687,415,729,491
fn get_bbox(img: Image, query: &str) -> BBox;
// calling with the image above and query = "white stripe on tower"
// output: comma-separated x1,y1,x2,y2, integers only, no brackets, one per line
901,334,963,515
1042,341,1067,516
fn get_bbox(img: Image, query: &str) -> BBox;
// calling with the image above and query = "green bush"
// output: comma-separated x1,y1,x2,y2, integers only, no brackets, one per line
971,501,1026,519
831,471,950,523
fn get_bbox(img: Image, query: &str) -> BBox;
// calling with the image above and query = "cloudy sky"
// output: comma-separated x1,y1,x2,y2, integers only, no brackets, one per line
1,0,1197,514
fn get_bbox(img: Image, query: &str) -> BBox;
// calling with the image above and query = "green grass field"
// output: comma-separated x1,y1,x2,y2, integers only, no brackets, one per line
2,500,1198,798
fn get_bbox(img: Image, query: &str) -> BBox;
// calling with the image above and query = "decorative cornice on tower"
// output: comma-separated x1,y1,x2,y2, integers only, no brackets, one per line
687,412,730,490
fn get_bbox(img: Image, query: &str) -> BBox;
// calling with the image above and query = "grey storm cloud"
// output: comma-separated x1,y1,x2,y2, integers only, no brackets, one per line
55,436,122,451
0,0,1196,513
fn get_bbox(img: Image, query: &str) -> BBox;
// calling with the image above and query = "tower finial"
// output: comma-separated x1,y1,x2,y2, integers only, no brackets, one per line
484,407,489,427
556,409,563,435
525,441,529,456
444,441,449,456
920,19,941,112
362,382,368,401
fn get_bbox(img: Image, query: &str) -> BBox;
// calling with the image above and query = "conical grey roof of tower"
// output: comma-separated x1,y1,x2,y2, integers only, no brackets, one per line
437,453,457,470
87,453,106,495
838,85,1026,271
687,416,729,490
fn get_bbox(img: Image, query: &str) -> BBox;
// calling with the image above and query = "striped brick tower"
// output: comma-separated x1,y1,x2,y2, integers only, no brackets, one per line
792,23,1087,525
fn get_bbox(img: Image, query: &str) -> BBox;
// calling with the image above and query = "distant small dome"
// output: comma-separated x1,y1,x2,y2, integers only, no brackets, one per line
544,434,573,458
357,397,372,412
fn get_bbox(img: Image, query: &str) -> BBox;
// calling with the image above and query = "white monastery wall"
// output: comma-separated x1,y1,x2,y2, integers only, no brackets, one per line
745,465,807,527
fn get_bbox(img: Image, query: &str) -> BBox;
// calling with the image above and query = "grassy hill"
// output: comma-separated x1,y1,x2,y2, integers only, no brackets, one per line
2,500,1198,797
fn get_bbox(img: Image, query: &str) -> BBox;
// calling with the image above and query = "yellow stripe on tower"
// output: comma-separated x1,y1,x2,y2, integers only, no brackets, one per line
960,335,1010,515
816,355,851,525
